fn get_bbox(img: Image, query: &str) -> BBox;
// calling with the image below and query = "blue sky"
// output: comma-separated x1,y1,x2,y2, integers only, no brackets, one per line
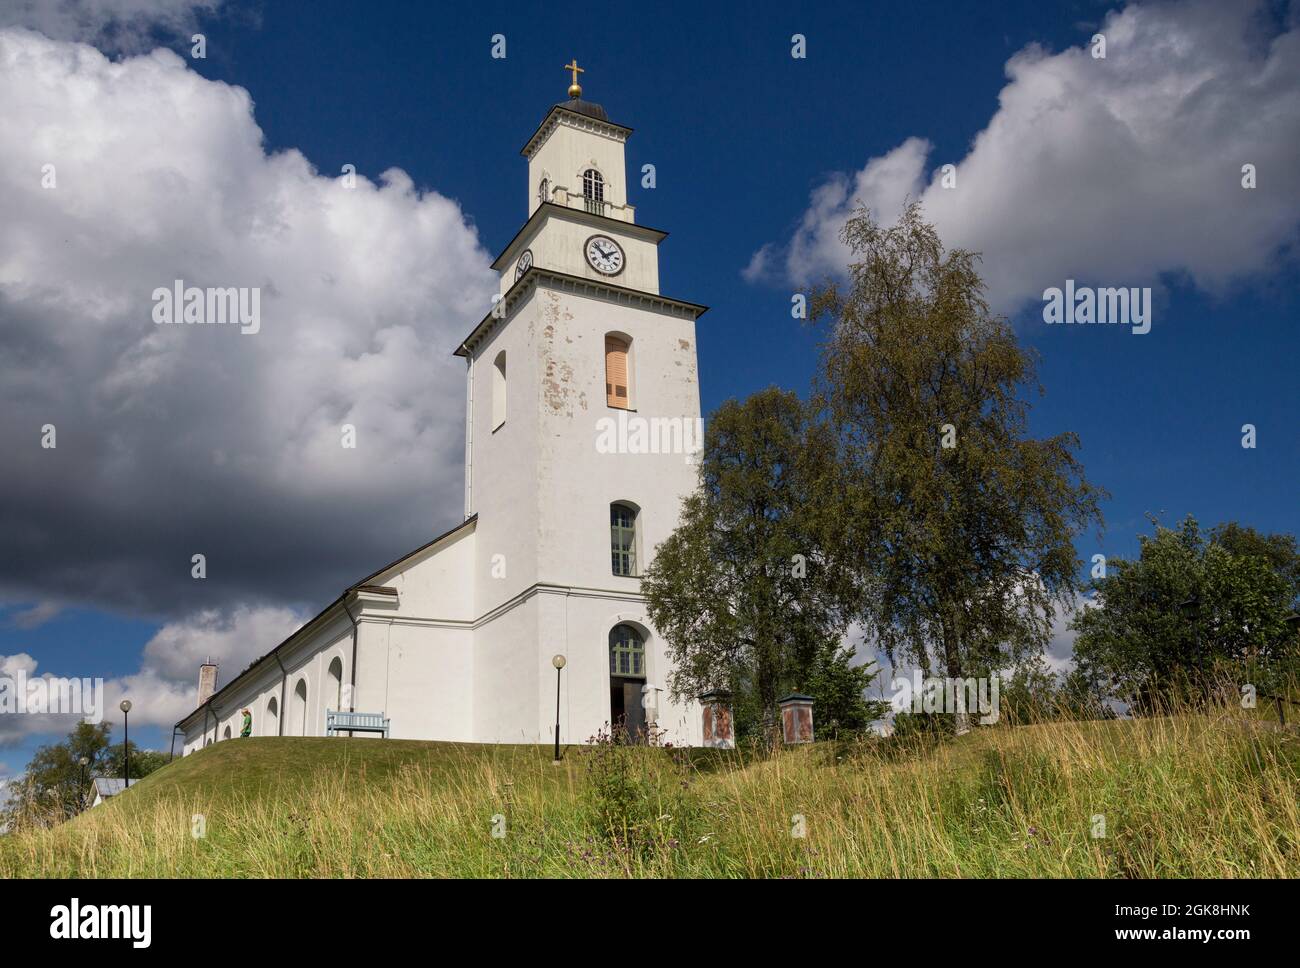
0,0,1296,774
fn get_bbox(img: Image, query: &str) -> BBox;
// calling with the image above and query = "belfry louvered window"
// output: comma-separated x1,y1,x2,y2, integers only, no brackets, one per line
583,169,605,214
605,335,629,408
610,503,637,577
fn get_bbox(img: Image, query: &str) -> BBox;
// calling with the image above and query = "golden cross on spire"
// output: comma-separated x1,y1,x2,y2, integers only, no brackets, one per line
564,58,584,98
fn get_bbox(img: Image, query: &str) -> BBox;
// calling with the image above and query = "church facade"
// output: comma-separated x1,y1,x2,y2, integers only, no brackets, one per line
177,72,707,754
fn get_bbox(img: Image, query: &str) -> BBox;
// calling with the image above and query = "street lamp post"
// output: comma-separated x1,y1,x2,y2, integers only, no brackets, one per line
119,699,132,786
78,755,89,811
551,654,566,764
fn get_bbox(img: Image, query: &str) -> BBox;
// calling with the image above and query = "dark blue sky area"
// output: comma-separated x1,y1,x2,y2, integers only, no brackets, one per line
186,0,1295,549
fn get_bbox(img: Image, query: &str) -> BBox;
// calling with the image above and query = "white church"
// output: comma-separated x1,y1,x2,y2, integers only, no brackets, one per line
178,65,708,754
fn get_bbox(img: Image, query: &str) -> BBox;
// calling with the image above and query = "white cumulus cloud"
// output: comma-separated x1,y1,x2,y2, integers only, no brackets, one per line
100,603,306,729
0,0,224,52
0,603,304,741
749,0,1300,315
0,27,498,618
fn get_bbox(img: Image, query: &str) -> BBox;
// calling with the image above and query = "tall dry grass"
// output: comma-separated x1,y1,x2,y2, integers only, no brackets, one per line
2,699,1296,878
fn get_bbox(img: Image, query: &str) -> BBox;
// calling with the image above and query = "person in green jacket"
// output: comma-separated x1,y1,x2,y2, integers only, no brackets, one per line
240,708,252,738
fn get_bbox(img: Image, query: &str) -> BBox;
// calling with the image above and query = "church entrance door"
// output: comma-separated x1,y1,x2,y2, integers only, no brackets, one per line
608,624,648,744
610,678,646,743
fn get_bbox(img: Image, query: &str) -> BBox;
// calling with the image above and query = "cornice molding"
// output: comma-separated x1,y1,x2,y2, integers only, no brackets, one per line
455,268,707,359
521,106,632,159
490,202,666,271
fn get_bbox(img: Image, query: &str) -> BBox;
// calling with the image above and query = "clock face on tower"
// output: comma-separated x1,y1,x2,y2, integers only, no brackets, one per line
584,234,624,276
515,248,533,280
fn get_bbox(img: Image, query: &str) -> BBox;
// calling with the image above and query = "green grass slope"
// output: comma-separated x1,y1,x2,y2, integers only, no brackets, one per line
2,715,1297,878
91,738,569,814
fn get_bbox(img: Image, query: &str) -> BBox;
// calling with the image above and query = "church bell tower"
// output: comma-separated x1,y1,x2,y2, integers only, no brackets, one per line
454,64,706,747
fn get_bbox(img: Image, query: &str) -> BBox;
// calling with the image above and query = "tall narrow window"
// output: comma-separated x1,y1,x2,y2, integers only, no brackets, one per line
492,351,506,430
327,657,343,710
605,335,629,408
611,503,637,576
293,678,308,736
538,177,549,205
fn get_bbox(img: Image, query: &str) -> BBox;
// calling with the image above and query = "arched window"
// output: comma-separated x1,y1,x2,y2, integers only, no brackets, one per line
293,678,308,736
610,503,638,577
609,624,646,679
538,177,549,205
604,335,629,409
492,351,507,430
327,657,343,710
266,696,279,734
222,725,231,740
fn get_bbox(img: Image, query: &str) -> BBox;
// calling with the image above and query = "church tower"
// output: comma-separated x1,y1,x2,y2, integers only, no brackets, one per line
455,64,707,746
175,66,709,756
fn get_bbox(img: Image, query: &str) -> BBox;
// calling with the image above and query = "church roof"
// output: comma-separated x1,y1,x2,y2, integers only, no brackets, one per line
554,97,608,122
521,101,632,157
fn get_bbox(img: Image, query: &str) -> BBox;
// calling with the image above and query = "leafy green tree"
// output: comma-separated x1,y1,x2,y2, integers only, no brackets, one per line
811,203,1105,731
2,722,109,826
643,388,880,737
803,641,889,737
997,657,1063,725
1,721,166,828
998,656,1113,725
1209,522,1300,604
103,745,168,781
1055,664,1116,721
1072,515,1297,709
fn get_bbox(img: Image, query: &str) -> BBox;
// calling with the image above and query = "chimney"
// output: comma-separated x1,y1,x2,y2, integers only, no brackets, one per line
197,658,219,707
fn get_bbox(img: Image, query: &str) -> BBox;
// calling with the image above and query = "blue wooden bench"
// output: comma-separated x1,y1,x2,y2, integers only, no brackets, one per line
326,710,390,737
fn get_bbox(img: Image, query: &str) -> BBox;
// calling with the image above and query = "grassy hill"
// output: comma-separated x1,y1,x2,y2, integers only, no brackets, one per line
3,712,1298,878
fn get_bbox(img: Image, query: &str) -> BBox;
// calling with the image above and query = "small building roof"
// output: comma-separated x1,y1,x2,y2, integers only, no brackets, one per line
90,777,136,797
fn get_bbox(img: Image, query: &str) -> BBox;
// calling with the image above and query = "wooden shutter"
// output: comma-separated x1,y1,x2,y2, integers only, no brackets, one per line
605,336,629,408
